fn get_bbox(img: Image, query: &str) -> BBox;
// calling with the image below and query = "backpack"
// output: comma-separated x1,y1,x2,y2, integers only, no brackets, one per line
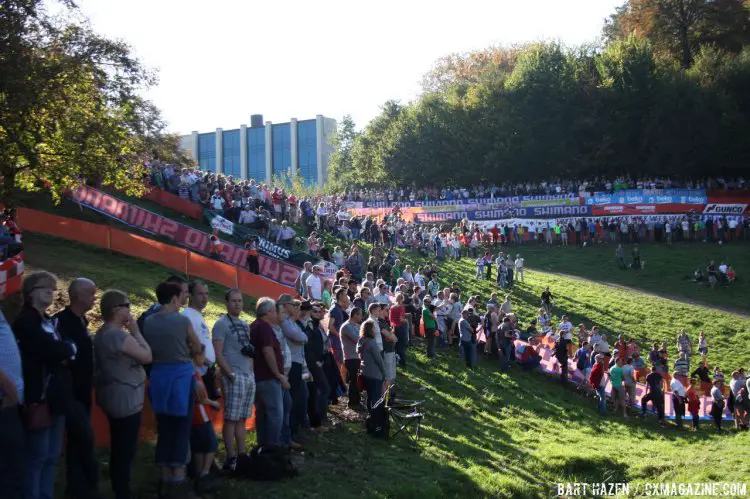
234,445,297,481
366,395,390,439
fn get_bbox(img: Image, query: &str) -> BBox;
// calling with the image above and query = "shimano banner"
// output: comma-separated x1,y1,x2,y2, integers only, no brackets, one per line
362,193,578,209
413,205,591,222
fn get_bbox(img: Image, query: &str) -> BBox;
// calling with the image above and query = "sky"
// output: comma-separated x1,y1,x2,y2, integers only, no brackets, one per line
75,0,623,135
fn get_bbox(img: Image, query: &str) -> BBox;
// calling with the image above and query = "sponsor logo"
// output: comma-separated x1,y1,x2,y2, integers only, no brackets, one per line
703,203,747,215
531,206,590,217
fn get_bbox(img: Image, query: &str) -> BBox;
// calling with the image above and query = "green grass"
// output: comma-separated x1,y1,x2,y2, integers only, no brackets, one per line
7,228,750,499
1,233,257,326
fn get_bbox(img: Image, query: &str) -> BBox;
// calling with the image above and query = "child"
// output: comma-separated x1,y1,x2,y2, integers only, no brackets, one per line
686,384,701,431
322,280,333,308
191,346,220,487
698,331,708,356
475,257,485,280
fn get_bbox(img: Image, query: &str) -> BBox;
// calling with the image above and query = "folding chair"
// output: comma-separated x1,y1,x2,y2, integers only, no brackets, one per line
384,384,425,446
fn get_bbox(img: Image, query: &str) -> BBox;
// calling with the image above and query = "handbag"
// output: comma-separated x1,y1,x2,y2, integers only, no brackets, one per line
23,373,52,431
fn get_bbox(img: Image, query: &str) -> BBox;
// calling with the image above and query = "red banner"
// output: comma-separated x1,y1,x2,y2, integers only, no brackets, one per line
0,252,24,300
591,203,705,216
73,186,300,286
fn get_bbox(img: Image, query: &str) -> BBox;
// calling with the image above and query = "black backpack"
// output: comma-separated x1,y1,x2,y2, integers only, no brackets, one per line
234,445,297,481
366,396,390,439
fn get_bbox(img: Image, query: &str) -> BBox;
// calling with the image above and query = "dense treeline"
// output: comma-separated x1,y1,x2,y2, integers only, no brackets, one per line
328,0,750,191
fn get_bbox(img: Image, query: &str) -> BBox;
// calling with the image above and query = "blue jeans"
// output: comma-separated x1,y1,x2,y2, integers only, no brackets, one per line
500,342,512,372
395,325,408,366
255,379,284,446
461,341,477,368
364,376,383,412
280,388,292,446
25,414,65,499
596,386,607,414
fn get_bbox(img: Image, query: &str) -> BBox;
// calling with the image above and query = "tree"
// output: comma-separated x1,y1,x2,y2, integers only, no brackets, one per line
604,0,750,68
0,0,168,206
326,114,359,192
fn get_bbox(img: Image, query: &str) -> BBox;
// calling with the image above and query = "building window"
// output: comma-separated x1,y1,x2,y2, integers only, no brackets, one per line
198,133,216,172
248,127,266,182
297,120,317,185
272,123,291,179
222,129,240,178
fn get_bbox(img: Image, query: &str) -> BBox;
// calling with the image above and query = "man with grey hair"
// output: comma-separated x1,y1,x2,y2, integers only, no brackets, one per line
55,278,100,499
250,297,289,447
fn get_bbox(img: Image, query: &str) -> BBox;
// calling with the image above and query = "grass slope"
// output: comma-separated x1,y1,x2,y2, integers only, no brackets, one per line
1,233,258,326
5,229,750,499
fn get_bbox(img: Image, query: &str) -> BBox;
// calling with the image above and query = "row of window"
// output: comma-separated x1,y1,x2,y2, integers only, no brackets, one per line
197,125,318,184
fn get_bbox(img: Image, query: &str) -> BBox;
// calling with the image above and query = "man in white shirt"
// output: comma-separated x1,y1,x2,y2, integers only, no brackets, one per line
238,206,257,225
181,281,217,392
670,373,687,429
514,255,524,283
210,190,226,211
305,265,323,301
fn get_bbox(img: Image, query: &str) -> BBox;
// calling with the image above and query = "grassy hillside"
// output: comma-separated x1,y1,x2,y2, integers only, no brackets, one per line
5,226,750,499
1,233,257,326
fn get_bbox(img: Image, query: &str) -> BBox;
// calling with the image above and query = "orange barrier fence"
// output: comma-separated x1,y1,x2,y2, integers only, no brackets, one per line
17,208,295,300
0,252,25,300
143,187,204,220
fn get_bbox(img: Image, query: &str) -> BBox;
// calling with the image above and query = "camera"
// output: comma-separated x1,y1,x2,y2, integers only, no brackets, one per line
240,344,255,358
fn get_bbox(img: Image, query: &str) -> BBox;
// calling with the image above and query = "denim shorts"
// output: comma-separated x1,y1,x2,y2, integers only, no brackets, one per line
190,421,218,454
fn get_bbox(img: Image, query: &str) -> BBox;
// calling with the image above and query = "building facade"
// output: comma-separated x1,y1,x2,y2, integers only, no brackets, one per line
180,114,337,186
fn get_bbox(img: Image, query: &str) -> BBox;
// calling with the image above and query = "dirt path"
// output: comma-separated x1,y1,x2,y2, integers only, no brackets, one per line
534,269,750,318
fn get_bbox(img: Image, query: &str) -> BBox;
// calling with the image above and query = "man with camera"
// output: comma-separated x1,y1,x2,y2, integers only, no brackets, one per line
212,289,255,471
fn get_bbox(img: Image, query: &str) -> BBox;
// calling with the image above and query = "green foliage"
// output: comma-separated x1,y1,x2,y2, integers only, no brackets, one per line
330,33,750,190
0,0,178,206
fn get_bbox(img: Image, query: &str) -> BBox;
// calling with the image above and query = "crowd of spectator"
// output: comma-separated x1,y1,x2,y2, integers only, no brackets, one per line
1,209,23,262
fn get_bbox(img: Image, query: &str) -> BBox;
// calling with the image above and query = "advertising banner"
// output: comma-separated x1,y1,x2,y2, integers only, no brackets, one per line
361,193,578,209
413,205,592,223
702,203,748,215
72,186,303,286
204,211,338,278
585,191,708,205
591,203,705,216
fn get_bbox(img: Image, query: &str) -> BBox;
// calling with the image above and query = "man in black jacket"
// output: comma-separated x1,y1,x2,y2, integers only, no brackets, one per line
56,278,101,499
300,302,330,428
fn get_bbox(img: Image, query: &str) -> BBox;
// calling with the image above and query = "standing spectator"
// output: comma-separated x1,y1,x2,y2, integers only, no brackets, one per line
670,373,687,429
676,330,692,365
0,309,25,499
212,289,254,471
459,309,477,369
357,320,386,412
641,366,665,424
93,290,151,499
278,295,307,442
710,379,725,431
301,302,330,427
341,308,364,409
422,298,438,359
182,281,217,399
305,265,324,301
328,289,349,370
514,254,524,283
674,351,689,377
270,302,296,449
379,304,398,392
589,354,608,415
250,298,289,447
13,271,77,499
143,282,203,497
295,262,313,299
390,294,409,368
55,278,99,499
622,357,637,410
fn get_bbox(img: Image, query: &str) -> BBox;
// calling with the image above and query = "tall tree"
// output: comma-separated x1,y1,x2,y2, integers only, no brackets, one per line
326,114,359,192
0,0,166,206
604,0,750,68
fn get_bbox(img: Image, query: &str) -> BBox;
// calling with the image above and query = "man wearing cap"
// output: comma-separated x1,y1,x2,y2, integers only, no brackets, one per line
278,294,307,441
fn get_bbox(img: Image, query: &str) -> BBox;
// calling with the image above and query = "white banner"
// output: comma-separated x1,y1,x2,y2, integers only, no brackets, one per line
210,215,235,235
702,203,747,215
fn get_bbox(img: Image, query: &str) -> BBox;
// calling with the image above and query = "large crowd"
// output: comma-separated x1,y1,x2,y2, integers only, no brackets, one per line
2,214,750,498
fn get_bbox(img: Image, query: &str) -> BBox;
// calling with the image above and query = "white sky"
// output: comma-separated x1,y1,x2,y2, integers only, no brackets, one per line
75,0,623,135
